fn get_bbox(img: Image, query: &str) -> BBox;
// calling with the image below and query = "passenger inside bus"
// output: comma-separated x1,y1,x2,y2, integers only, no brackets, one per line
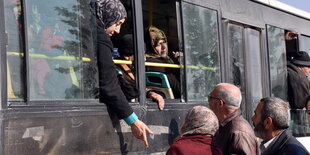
287,51,310,109
144,26,181,98
285,31,310,136
115,34,165,110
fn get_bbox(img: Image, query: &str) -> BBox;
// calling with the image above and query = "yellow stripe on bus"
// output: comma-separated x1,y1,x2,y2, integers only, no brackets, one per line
7,52,91,62
113,59,215,71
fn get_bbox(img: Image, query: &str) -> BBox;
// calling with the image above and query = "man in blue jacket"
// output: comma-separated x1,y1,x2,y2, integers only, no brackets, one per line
252,97,308,155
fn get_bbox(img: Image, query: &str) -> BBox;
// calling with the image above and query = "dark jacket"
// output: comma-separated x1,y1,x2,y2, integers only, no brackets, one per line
261,129,308,155
214,110,259,155
166,134,222,155
287,62,310,109
97,24,133,119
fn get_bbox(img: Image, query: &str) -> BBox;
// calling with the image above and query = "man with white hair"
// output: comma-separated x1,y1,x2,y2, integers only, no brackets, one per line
208,83,258,155
252,97,308,155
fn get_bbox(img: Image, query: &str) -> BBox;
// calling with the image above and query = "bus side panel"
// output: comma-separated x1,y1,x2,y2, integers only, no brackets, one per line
145,104,198,154
4,114,144,154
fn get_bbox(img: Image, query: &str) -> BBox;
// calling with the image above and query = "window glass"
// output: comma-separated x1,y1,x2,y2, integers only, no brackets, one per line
4,0,25,100
24,0,97,100
142,0,181,100
266,25,287,100
227,23,246,114
227,24,262,120
289,35,310,137
182,2,220,101
300,35,310,55
246,28,263,106
227,23,247,114
300,35,310,81
227,24,246,93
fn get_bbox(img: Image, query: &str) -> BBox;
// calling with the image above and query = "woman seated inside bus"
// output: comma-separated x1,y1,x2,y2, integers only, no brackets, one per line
115,34,165,110
144,26,181,98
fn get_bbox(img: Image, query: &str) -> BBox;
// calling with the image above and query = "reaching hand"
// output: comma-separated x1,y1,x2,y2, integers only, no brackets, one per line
285,32,298,40
172,51,180,59
130,120,154,148
149,92,165,110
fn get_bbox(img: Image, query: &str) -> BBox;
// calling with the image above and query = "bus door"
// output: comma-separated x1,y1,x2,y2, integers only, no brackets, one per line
224,22,263,121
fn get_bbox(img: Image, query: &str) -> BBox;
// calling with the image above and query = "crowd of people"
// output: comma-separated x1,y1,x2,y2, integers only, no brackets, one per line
167,84,308,155
90,0,309,154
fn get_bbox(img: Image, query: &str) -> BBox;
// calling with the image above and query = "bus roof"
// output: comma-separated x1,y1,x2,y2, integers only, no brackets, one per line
254,0,310,20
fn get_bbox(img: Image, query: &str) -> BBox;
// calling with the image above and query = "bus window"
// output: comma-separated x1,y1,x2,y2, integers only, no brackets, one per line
4,0,25,100
287,34,310,137
266,25,287,100
245,28,263,107
227,24,246,95
142,0,182,100
226,23,263,120
300,35,310,81
111,0,139,103
300,35,310,55
181,2,220,101
24,0,97,100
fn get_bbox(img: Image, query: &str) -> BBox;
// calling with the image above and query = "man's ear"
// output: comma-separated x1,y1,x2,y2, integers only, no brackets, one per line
264,117,273,129
219,100,225,107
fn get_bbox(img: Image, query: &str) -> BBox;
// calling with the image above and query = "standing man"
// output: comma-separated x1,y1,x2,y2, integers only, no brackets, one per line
252,97,308,155
208,83,258,155
287,51,310,109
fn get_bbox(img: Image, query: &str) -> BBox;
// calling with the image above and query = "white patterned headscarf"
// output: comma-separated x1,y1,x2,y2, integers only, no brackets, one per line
90,0,127,29
181,106,219,136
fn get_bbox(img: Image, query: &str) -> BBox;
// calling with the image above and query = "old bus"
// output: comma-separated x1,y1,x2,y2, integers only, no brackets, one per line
1,0,309,154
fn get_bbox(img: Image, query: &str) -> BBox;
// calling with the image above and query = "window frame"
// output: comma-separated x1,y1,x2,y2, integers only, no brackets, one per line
180,1,221,102
5,0,144,107
222,21,265,120
0,0,8,109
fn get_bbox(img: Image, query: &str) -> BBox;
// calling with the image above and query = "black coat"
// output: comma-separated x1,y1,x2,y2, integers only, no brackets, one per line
96,24,133,119
287,62,310,109
261,129,308,155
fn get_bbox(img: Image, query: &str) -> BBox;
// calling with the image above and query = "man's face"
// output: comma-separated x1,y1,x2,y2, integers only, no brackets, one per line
208,90,221,117
300,66,310,76
252,102,266,139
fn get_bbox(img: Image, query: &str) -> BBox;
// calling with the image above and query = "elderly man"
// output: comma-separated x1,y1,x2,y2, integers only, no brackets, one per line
287,51,310,109
252,97,308,155
208,83,258,155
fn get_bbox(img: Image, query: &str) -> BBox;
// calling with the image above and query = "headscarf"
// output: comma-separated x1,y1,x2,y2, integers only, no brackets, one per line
144,26,174,63
181,106,219,136
90,0,127,29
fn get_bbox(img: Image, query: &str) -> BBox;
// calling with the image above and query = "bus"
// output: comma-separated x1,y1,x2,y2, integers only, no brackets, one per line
1,0,310,154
